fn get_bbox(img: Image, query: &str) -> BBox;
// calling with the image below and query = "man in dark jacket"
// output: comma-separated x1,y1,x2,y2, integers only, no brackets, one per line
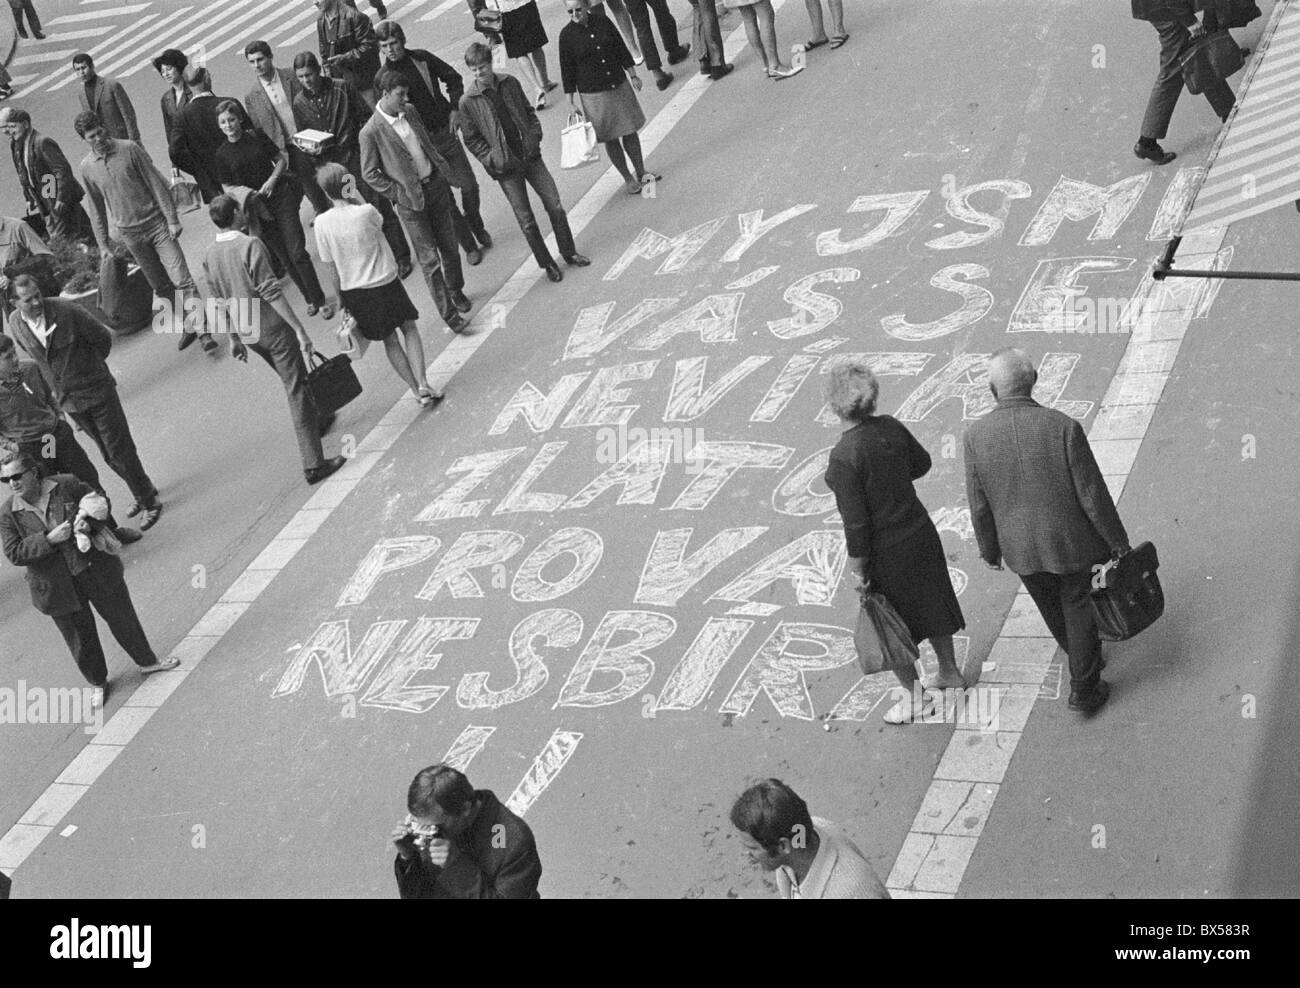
6,275,163,530
0,108,94,244
459,43,589,283
392,764,542,899
0,454,179,695
317,0,381,107
170,66,253,205
293,52,412,277
963,348,1130,714
1132,0,1238,164
376,18,492,265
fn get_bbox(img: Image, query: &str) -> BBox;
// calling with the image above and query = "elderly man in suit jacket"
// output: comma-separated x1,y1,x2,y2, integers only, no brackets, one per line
0,454,178,695
170,66,253,205
1132,0,1237,164
361,70,470,332
243,40,331,216
0,108,94,244
6,274,164,531
963,348,1131,714
73,54,141,144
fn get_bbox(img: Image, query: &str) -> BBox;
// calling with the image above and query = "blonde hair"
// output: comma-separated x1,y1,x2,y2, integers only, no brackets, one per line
823,358,879,422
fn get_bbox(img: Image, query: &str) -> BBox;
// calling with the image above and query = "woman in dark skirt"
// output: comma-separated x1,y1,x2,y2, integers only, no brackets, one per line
311,163,441,406
823,358,966,724
560,0,660,195
470,0,558,109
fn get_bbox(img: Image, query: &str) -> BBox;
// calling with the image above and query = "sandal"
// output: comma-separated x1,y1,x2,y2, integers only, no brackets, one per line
829,33,850,49
415,387,444,406
801,38,829,51
884,696,932,725
534,90,547,110
770,64,804,80
140,656,181,675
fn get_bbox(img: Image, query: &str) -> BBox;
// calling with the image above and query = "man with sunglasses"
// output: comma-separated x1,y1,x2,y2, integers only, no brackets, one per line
1,452,179,700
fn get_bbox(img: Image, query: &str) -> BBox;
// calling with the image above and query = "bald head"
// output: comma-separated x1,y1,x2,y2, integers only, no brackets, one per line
987,347,1036,399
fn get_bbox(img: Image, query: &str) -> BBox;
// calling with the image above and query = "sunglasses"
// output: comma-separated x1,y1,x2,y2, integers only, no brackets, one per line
3,469,30,484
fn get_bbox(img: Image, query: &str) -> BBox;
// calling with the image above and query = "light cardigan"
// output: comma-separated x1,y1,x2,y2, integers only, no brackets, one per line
313,201,398,290
775,818,891,899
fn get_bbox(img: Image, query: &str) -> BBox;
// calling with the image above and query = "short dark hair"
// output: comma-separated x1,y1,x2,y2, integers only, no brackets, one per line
465,42,493,68
73,111,103,138
72,53,94,70
293,51,321,73
244,40,272,61
153,48,188,74
215,99,244,123
2,108,31,126
10,273,42,295
729,779,815,852
208,195,238,230
375,69,406,95
374,20,405,43
407,765,476,817
0,333,15,355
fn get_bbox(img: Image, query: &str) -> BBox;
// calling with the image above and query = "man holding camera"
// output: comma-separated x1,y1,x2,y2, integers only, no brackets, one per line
392,764,542,899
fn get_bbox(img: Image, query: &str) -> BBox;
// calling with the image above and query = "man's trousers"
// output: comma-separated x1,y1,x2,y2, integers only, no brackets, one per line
51,565,157,686
248,321,326,473
65,388,157,506
1141,18,1236,139
1019,569,1105,695
497,156,576,269
393,173,464,326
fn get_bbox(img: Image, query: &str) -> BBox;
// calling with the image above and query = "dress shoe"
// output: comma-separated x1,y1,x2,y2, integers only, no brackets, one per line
178,330,198,351
32,32,46,40
114,526,143,545
450,290,472,313
563,252,591,267
446,313,468,334
304,455,347,485
668,44,692,66
137,500,163,531
200,333,218,352
710,63,735,81
466,248,482,266
397,260,414,280
1068,679,1111,714
544,262,563,283
654,71,674,91
1134,140,1176,165
475,229,493,250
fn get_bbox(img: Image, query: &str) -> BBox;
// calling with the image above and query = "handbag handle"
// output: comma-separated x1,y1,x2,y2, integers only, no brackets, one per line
566,111,586,127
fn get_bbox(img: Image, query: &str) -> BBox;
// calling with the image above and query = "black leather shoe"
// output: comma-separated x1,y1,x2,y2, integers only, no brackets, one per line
114,526,143,545
178,330,198,351
446,313,468,334
450,290,472,313
397,260,414,280
563,252,591,267
137,501,163,531
668,44,691,66
545,262,563,282
655,71,674,91
1134,140,1176,165
305,455,346,485
710,63,735,80
475,229,493,250
1068,679,1111,714
465,248,482,266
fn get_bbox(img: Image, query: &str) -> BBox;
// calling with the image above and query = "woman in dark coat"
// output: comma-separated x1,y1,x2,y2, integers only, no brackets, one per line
153,49,191,146
823,358,966,724
560,0,660,195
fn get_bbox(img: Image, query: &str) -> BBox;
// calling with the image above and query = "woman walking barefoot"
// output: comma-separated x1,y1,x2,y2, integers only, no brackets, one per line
724,0,803,79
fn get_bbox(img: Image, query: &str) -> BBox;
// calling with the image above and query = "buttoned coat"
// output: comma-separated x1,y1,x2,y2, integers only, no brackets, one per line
77,76,141,143
244,68,305,151
963,395,1129,575
11,130,85,215
5,297,116,413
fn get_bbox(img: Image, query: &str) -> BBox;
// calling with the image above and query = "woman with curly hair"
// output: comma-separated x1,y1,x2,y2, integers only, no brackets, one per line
823,358,967,724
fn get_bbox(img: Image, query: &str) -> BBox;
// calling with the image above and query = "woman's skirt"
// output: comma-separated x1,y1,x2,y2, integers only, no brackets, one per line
868,522,966,645
579,80,646,142
501,2,548,58
339,278,418,341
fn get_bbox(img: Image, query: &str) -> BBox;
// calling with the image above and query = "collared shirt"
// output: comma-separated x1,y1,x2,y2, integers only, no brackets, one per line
12,476,57,522
775,818,890,899
259,73,298,142
375,104,432,181
20,309,55,348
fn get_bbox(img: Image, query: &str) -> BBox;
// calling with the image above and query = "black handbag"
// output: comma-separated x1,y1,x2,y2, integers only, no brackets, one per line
1179,31,1245,95
1089,541,1164,642
306,351,363,415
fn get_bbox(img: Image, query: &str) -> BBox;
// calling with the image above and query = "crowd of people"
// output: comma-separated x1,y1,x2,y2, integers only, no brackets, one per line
0,0,1236,898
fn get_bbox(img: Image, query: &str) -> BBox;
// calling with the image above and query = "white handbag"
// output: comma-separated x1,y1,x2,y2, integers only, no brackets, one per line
560,111,599,169
335,310,370,359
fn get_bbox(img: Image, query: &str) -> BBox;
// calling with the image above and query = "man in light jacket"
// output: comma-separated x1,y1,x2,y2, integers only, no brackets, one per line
360,71,470,332
243,40,331,216
458,43,589,283
1132,0,1237,164
963,348,1131,714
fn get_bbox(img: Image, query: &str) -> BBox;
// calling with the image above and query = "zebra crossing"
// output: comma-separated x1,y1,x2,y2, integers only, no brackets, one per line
7,0,518,97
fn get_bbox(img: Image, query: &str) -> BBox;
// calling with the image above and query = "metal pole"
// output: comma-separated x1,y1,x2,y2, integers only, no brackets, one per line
1152,267,1300,281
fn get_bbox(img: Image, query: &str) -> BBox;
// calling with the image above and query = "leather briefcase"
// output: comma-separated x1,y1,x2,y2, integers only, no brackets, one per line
306,351,363,415
1089,541,1164,642
1179,31,1245,95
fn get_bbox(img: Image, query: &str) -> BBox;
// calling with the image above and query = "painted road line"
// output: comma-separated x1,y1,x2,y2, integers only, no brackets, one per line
95,0,265,81
201,5,317,60
11,50,80,66
29,13,169,93
44,4,151,26
28,28,107,42
258,9,321,48
0,0,788,879
886,223,1230,898
121,0,285,72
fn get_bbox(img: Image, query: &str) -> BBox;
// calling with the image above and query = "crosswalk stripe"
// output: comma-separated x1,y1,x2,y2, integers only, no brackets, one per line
281,20,323,48
204,5,315,61
44,4,151,26
117,0,284,74
414,0,462,24
102,0,265,78
27,28,108,42
257,8,321,49
1183,0,1300,233
10,50,81,67
18,12,164,95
